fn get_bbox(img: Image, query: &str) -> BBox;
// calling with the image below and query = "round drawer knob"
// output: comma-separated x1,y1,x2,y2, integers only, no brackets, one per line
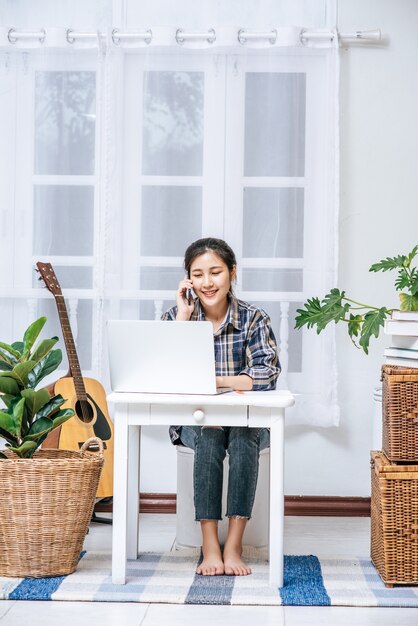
193,409,205,421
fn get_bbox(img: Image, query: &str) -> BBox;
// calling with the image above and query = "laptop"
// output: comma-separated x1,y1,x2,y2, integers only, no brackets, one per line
107,320,232,395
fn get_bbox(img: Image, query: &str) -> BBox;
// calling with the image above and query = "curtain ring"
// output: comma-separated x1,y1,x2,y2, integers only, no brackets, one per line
111,28,120,45
66,29,76,44
269,29,278,45
7,29,17,44
300,29,308,46
175,29,185,45
206,29,216,44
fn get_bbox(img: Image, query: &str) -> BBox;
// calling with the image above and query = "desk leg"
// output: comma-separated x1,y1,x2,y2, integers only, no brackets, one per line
112,404,129,584
127,425,140,559
269,410,284,588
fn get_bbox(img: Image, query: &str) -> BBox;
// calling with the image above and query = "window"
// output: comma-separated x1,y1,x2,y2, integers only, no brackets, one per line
4,53,99,377
1,44,337,407
116,50,332,392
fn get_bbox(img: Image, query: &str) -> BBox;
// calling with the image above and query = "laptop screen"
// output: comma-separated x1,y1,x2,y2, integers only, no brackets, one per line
107,320,220,394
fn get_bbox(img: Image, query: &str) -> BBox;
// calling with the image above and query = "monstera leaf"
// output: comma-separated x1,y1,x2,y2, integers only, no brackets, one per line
295,245,418,354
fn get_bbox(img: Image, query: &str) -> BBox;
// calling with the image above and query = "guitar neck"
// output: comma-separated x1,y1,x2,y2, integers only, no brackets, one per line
55,295,87,401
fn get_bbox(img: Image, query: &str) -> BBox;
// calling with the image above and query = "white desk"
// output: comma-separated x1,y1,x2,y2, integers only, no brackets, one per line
107,389,295,588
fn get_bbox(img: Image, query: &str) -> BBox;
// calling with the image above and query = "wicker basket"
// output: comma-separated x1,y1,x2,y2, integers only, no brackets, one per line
0,437,104,578
371,450,418,586
381,364,418,462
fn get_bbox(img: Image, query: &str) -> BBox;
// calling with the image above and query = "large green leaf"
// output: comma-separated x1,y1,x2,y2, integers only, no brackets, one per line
34,433,49,449
320,289,351,324
23,416,54,441
0,375,20,395
399,293,418,312
294,296,323,330
0,424,18,445
0,359,13,371
0,397,25,438
30,337,59,364
395,268,413,292
6,361,37,387
0,349,16,369
11,341,24,356
406,244,418,265
21,388,51,419
6,440,38,458
11,396,25,433
27,349,62,389
29,409,74,449
0,342,21,361
369,254,407,272
409,269,418,296
348,314,362,339
295,289,350,334
35,394,66,419
0,350,16,374
51,408,74,428
369,245,418,275
359,308,390,354
22,317,47,359
0,394,14,409
0,409,20,438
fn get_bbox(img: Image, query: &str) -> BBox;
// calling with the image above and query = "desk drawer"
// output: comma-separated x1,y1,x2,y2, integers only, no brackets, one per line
150,404,247,426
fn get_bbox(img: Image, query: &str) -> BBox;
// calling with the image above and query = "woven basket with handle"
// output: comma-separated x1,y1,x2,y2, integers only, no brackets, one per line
0,437,104,578
381,364,418,462
371,450,418,586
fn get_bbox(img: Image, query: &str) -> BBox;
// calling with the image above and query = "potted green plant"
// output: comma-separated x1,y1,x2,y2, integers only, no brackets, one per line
0,317,104,578
295,245,418,353
0,316,74,457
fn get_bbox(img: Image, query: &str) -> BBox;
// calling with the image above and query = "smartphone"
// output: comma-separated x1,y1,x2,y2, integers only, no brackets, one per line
186,271,193,304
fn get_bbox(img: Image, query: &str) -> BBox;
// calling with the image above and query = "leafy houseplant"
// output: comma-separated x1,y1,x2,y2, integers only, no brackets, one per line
0,316,74,458
295,245,418,354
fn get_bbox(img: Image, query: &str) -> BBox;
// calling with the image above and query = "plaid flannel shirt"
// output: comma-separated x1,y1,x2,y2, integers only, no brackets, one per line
161,294,280,445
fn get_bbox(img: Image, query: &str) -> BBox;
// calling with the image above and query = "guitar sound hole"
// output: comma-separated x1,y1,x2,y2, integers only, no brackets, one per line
75,400,94,423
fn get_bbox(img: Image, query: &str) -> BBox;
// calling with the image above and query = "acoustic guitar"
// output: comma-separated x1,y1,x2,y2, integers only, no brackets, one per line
36,261,114,499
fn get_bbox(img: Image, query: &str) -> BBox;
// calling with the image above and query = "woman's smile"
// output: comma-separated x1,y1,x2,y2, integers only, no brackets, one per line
202,289,218,298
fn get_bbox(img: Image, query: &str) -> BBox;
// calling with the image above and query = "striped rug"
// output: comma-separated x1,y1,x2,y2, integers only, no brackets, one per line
1,548,418,606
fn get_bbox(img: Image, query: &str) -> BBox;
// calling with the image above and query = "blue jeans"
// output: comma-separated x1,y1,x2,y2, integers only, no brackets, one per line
179,426,270,521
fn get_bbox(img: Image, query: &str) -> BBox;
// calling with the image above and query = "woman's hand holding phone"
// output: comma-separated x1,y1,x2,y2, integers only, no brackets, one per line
175,276,195,320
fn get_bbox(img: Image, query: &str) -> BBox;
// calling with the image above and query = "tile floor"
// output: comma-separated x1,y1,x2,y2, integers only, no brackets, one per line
1,515,417,625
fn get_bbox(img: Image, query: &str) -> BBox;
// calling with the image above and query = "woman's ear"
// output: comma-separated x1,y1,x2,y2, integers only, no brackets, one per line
231,265,237,282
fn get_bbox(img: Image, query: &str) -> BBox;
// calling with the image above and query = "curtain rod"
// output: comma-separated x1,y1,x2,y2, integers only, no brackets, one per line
301,29,381,43
3,27,382,48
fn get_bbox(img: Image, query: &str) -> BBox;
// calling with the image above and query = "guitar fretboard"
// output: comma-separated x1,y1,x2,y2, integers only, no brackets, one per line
56,295,87,401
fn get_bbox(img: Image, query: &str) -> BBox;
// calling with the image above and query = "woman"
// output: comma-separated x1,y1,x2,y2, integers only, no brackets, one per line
162,237,280,576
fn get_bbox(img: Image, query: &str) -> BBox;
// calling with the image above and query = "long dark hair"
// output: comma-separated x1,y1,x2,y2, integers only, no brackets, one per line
184,237,237,293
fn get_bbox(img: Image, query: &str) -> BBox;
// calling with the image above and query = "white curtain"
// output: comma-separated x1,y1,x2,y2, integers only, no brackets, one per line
0,0,339,427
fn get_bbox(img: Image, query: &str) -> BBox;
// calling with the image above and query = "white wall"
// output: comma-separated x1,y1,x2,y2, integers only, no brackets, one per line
140,0,418,496
285,0,418,496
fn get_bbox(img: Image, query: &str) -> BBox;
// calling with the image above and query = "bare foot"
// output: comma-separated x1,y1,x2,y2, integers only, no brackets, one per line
196,547,225,576
223,545,252,576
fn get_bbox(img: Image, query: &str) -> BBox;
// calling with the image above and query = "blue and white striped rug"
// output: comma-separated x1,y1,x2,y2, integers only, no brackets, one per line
1,547,418,606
